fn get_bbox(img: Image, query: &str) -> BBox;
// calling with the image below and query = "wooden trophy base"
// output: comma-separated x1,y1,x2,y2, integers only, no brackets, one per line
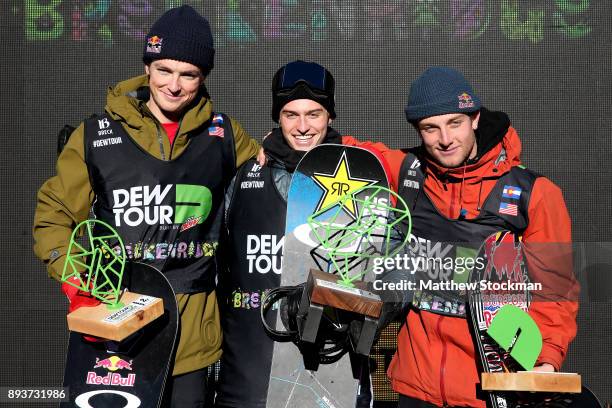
482,372,582,393
66,291,164,342
308,268,382,317
297,269,383,356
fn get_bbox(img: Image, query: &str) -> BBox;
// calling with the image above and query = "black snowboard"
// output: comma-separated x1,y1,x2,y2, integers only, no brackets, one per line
61,261,178,408
468,231,603,408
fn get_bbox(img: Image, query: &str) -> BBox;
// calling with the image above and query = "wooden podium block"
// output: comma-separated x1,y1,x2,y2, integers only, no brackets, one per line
308,269,382,318
66,291,164,342
481,372,581,393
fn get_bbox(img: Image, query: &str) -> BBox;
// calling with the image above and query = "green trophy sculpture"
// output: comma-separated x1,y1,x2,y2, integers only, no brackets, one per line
61,220,164,341
297,185,411,355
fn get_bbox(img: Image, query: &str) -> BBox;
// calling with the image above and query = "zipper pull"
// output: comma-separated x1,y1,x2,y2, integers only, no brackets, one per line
441,172,449,191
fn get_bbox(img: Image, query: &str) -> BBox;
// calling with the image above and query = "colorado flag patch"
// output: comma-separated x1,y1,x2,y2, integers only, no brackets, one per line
212,114,224,124
502,185,522,199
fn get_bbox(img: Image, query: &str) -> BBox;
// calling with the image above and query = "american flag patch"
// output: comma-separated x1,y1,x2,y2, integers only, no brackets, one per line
499,202,518,216
208,126,224,137
212,114,224,124
502,185,522,199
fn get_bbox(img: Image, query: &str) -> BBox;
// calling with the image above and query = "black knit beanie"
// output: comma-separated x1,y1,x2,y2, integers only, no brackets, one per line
271,60,336,123
405,66,481,123
143,5,215,75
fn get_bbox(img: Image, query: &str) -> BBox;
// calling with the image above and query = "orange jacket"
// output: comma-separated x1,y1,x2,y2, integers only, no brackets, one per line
365,122,578,406
341,135,405,193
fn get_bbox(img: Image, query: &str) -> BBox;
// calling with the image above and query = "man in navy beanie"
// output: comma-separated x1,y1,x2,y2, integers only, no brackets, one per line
369,66,578,407
215,60,399,408
34,5,259,407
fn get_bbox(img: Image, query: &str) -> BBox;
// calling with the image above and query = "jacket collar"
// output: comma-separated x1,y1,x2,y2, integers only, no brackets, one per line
105,74,213,134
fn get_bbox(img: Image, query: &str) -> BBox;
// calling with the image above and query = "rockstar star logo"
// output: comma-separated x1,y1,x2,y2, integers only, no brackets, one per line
311,151,377,219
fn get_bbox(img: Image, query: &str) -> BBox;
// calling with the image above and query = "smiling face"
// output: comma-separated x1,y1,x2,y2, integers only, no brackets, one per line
279,99,331,151
145,59,204,123
417,112,480,168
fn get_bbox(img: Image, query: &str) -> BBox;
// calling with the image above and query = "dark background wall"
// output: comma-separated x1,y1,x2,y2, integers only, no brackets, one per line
1,1,611,406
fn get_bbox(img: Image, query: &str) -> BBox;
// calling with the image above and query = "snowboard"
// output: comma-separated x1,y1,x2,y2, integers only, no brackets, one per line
62,261,178,408
266,144,390,408
468,231,603,408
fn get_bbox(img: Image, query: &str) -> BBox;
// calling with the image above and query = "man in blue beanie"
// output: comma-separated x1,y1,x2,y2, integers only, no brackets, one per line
372,66,578,407
33,5,259,407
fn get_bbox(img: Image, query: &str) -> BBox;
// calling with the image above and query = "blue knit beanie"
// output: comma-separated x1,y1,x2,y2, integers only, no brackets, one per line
143,5,215,75
405,67,481,123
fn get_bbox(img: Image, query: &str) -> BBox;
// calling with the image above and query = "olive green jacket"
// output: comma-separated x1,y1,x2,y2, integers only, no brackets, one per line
33,74,259,375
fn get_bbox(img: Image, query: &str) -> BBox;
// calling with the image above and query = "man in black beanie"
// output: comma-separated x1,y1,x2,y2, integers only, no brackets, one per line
33,5,259,407
215,60,391,408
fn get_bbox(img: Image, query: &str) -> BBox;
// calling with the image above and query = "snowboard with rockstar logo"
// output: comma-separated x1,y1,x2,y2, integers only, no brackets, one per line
266,144,391,408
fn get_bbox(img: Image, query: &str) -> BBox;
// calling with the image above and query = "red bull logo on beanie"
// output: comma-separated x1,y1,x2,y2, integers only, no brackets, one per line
146,35,163,53
458,92,475,109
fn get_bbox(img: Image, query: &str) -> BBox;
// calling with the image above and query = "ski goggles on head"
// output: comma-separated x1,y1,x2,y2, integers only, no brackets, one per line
273,60,334,97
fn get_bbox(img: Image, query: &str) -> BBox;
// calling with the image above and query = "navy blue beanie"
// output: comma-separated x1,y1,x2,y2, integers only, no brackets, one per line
271,60,336,123
143,5,215,75
405,67,481,123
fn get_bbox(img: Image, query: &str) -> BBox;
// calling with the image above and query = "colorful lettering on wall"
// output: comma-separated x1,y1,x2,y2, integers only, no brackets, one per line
20,0,594,44
553,0,592,38
412,0,441,39
221,0,255,43
450,0,490,40
500,0,545,44
25,0,64,40
71,0,112,42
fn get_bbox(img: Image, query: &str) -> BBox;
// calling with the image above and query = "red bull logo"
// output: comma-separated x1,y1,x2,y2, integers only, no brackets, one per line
146,36,163,53
458,92,475,109
93,355,133,372
482,232,524,283
88,356,136,387
86,372,136,387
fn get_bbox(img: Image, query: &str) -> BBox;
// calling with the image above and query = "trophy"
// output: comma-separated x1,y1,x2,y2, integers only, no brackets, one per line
480,304,581,393
468,231,583,406
61,220,164,341
296,185,410,356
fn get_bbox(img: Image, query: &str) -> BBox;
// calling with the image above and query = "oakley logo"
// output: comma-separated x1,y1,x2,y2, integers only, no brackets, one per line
75,390,141,407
